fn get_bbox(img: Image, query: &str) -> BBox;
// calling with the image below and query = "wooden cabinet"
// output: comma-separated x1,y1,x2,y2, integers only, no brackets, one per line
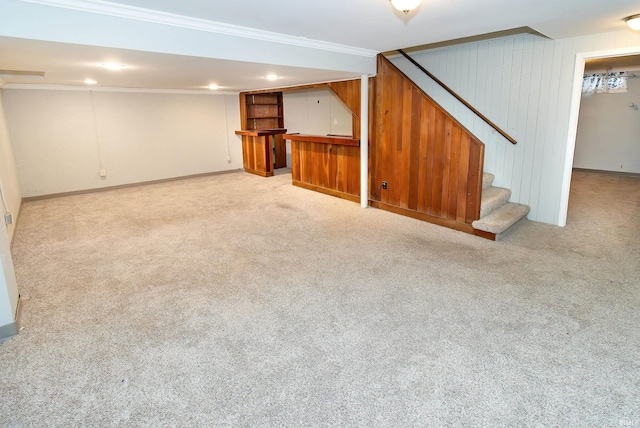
238,92,286,176
235,129,287,177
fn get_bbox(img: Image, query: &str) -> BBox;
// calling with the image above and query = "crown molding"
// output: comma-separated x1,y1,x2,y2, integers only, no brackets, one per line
20,0,379,57
1,84,239,95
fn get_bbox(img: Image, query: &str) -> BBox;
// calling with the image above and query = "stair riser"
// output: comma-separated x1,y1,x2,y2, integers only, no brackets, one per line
482,173,495,191
480,187,511,218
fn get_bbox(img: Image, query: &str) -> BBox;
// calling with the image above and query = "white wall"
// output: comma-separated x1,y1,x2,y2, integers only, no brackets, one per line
0,89,20,331
284,88,353,135
283,88,353,167
574,76,640,173
0,220,18,329
390,29,640,225
3,89,242,197
0,90,22,242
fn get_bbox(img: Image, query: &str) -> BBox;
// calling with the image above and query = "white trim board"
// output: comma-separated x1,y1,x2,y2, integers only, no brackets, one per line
20,0,378,58
1,84,240,95
560,46,640,227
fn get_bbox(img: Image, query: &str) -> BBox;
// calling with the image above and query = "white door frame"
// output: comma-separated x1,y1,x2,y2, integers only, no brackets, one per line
559,45,640,227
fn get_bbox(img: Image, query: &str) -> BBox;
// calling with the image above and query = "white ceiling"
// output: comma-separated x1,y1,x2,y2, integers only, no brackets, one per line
1,0,639,92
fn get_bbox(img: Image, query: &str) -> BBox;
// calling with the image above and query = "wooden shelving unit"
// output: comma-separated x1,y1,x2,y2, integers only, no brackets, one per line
242,92,284,131
237,91,286,176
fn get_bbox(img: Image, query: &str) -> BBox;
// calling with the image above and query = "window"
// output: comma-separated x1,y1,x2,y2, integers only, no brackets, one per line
582,72,628,95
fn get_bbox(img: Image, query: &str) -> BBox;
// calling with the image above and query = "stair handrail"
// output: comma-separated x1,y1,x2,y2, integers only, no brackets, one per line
397,49,517,145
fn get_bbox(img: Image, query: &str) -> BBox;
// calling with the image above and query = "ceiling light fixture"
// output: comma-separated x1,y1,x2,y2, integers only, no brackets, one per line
625,14,640,31
84,79,97,85
390,0,422,14
208,83,219,90
265,74,279,81
100,62,126,70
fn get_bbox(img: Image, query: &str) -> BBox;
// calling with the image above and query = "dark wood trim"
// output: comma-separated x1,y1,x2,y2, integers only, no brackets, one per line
293,181,360,203
244,168,273,178
234,128,287,137
242,79,361,95
283,134,359,146
369,201,496,240
397,49,517,145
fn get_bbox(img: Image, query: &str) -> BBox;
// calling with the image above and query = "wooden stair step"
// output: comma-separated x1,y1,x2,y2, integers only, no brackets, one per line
480,186,511,218
482,173,495,191
472,202,530,235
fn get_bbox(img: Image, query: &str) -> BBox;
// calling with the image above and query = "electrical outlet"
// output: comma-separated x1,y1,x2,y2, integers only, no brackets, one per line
227,155,231,162
4,212,12,224
100,169,106,178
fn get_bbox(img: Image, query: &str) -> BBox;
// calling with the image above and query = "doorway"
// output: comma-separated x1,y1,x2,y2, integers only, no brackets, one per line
560,46,640,226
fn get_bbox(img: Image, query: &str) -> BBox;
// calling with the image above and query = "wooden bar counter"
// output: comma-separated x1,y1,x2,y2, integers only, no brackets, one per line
235,128,287,177
284,133,361,203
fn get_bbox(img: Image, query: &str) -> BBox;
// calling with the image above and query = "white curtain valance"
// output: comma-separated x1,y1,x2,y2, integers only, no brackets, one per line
582,72,628,95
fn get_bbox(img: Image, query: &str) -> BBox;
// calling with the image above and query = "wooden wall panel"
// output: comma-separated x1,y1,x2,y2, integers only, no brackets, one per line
290,140,360,202
371,55,485,234
388,29,640,225
328,80,361,139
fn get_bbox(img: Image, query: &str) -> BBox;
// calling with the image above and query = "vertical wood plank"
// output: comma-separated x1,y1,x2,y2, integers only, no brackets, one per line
448,125,461,219
407,88,422,211
456,134,470,222
466,140,483,223
336,145,345,193
416,97,430,214
390,68,404,206
424,102,436,215
430,109,445,217
441,118,453,216
399,79,413,209
291,140,300,181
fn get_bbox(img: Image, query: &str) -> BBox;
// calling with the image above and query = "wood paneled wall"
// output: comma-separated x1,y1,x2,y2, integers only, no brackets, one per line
327,80,361,138
291,140,360,202
370,55,486,236
389,29,640,225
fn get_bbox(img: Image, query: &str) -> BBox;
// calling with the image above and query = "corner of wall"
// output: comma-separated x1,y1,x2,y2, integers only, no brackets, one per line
0,89,23,244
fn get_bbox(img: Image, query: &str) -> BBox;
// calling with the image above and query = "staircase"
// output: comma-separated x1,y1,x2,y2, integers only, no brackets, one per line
472,173,530,239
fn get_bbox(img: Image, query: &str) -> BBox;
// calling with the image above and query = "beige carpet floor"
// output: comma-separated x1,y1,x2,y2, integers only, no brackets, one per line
0,168,638,426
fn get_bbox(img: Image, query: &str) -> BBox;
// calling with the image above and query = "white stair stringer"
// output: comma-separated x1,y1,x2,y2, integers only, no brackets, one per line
473,172,530,239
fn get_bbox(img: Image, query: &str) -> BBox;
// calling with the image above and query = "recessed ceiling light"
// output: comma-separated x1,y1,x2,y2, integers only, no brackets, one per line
265,74,279,81
208,83,219,90
100,63,126,71
84,79,97,85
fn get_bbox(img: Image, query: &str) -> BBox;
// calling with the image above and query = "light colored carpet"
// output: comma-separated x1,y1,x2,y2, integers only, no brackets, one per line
1,168,639,426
